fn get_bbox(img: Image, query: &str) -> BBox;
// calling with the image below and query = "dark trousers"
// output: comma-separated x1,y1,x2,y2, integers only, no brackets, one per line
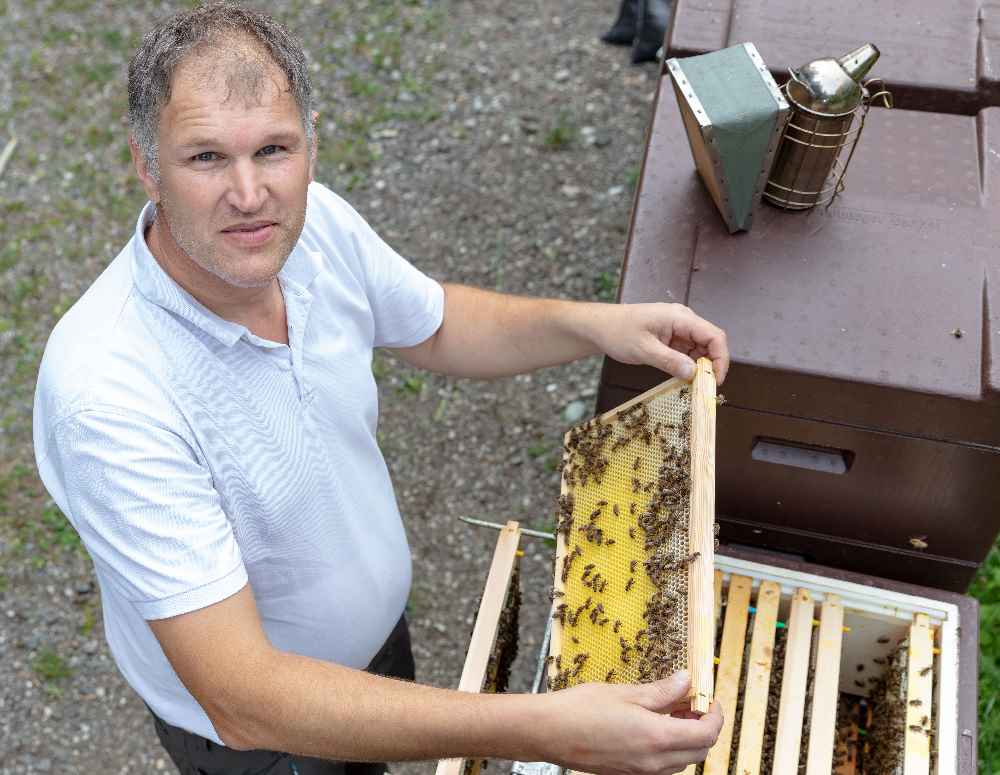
150,615,416,775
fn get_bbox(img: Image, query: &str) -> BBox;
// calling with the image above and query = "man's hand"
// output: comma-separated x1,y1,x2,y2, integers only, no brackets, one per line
593,303,729,386
543,672,724,775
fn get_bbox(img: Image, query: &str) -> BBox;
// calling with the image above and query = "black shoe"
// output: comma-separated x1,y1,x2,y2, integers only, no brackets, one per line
601,0,639,46
631,0,672,64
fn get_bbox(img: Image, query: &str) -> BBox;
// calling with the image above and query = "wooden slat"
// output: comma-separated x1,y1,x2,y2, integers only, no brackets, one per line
435,521,522,775
703,574,753,775
687,357,717,714
904,613,934,775
772,588,815,774
805,594,845,775
733,580,781,775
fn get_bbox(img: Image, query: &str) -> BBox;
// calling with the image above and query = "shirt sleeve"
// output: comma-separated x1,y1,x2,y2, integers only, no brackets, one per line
309,182,445,349
37,407,247,620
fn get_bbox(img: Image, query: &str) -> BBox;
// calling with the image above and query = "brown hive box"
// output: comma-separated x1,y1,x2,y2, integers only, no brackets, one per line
665,0,1000,114
598,70,1000,594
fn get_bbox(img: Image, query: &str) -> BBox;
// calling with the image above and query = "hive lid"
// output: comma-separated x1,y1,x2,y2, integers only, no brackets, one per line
666,43,789,233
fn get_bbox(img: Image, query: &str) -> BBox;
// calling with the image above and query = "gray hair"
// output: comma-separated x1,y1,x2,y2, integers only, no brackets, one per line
128,2,315,180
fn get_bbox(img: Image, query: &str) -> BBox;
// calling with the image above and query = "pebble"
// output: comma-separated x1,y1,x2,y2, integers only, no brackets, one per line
562,400,588,423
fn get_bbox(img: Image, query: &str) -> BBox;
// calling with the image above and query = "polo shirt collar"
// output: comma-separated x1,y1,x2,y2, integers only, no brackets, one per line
131,201,322,348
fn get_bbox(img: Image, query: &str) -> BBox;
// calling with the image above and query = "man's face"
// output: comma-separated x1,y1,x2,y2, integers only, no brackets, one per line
138,43,314,289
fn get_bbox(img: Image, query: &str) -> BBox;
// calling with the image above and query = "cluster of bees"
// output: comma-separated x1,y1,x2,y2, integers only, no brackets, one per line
866,640,936,773
548,391,702,690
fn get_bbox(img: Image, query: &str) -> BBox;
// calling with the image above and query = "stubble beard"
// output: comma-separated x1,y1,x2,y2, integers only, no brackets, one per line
155,193,303,290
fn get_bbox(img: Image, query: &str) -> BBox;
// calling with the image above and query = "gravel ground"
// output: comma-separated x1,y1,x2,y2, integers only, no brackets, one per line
0,2,661,772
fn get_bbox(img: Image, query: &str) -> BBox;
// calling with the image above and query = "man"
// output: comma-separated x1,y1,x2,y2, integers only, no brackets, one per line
33,4,728,774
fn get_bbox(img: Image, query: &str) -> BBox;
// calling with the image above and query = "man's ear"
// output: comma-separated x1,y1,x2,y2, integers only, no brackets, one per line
129,136,161,203
308,111,319,182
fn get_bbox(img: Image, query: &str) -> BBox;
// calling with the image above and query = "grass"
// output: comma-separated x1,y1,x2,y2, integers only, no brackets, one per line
594,271,618,302
32,648,72,683
970,542,1000,772
543,110,578,150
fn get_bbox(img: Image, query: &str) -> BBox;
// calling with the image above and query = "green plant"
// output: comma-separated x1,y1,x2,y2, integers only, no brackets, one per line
526,442,549,459
543,111,577,150
400,376,424,396
970,540,1000,772
594,271,618,302
33,648,72,682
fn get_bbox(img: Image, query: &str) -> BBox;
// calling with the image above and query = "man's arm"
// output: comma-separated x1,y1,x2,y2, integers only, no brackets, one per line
150,584,722,773
392,284,729,384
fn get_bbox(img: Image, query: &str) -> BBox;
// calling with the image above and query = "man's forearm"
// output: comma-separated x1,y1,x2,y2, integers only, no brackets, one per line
223,648,549,763
396,284,607,379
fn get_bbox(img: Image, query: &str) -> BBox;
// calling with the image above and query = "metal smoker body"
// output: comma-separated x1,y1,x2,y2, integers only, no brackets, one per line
764,44,885,209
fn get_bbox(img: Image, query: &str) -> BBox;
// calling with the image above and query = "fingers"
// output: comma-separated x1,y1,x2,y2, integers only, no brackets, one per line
633,671,691,712
666,307,730,385
645,336,697,381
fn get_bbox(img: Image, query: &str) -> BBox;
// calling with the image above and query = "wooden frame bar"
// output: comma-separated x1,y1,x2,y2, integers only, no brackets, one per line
772,588,815,773
687,357,717,713
435,521,522,775
904,613,934,775
805,593,845,775
704,574,753,775
733,580,781,775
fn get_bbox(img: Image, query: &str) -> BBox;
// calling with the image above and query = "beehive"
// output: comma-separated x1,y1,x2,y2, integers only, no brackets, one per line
547,358,717,713
705,556,955,775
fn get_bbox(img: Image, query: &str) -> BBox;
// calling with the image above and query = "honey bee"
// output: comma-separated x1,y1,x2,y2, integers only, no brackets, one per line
613,620,621,633
920,666,933,676
606,538,616,546
605,669,616,682
625,577,635,592
909,699,923,707
596,499,608,508
629,527,636,540
633,456,641,471
629,559,638,573
571,636,580,645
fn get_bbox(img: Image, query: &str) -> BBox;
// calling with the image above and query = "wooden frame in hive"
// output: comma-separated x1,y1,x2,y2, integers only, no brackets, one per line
548,357,717,713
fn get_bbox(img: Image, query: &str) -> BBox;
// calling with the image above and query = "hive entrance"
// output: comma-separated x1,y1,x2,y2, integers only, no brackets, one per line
548,360,716,712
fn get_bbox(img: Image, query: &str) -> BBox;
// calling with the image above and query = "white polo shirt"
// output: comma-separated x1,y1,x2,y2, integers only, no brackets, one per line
32,182,444,742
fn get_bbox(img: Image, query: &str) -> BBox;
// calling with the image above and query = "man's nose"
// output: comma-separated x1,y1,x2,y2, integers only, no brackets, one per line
225,158,267,213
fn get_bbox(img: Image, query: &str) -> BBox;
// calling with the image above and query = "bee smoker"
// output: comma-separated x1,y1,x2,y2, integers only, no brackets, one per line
763,44,891,209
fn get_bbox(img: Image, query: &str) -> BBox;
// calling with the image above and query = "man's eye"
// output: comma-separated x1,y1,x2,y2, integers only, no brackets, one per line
258,145,282,156
193,152,218,162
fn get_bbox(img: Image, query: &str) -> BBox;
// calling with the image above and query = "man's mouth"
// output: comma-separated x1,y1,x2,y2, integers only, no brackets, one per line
221,221,277,246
